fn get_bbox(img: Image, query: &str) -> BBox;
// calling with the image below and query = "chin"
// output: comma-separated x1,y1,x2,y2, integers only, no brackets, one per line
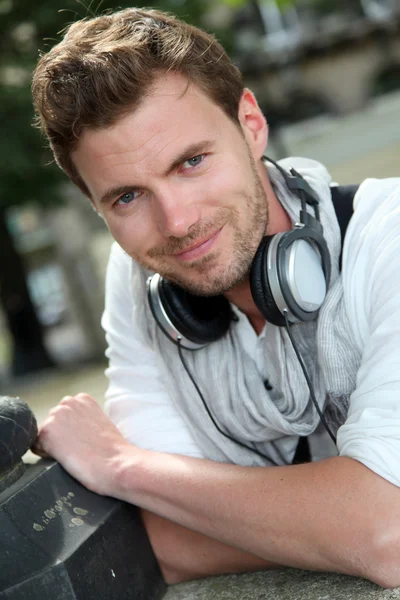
175,268,249,297
148,249,251,296
164,277,220,297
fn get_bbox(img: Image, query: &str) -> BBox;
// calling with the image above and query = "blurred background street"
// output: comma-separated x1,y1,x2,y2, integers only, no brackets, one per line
0,0,400,428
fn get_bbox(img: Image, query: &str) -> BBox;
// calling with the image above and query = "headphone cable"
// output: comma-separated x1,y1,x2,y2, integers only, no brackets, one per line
177,338,288,466
283,311,337,445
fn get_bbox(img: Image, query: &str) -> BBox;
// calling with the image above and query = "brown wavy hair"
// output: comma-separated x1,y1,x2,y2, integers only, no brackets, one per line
32,8,244,197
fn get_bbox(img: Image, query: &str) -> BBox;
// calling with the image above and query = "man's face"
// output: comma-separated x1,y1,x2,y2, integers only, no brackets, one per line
73,73,269,296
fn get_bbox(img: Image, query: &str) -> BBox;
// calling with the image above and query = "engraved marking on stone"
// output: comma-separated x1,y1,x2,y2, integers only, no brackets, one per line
73,507,88,516
32,494,83,532
71,518,84,526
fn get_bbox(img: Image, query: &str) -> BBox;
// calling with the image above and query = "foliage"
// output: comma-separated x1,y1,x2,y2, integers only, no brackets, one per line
224,0,301,9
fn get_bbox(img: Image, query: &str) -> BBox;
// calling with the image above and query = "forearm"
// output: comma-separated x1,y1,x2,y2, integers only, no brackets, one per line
141,509,279,584
33,394,400,587
117,451,400,585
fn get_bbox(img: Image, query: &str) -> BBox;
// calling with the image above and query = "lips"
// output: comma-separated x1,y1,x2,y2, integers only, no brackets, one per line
176,233,215,255
174,229,222,261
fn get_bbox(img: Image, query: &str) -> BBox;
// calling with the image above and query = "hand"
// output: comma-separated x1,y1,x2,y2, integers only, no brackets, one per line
32,393,138,497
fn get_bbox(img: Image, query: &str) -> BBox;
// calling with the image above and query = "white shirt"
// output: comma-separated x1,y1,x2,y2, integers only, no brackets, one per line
103,176,400,486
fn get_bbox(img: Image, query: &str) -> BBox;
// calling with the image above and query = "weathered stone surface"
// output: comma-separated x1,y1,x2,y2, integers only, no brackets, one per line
165,569,400,600
0,396,37,470
0,460,166,599
0,461,25,494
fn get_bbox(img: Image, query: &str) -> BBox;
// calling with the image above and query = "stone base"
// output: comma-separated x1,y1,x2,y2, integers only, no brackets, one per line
0,459,166,600
0,461,25,494
165,569,400,600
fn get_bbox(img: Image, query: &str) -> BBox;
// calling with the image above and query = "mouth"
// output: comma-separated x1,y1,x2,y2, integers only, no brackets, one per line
174,228,222,262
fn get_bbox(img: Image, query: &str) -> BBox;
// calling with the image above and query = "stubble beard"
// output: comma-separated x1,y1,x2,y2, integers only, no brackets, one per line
144,158,268,296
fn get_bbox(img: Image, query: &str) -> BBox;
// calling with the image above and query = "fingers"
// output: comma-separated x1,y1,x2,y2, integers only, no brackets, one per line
31,419,52,457
30,440,50,458
58,393,97,407
32,393,99,459
31,416,55,457
29,391,130,496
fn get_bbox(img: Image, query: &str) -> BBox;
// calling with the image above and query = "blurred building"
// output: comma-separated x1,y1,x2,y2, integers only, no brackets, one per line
230,0,400,125
0,192,112,377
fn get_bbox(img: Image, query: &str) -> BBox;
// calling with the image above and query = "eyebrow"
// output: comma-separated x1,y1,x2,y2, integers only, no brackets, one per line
99,139,215,207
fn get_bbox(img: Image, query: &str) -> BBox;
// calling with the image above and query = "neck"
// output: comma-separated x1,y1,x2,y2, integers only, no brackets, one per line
225,277,266,335
224,159,292,335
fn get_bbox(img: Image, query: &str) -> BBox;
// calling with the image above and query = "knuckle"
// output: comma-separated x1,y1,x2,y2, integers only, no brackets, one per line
49,405,60,417
75,392,93,402
59,395,74,406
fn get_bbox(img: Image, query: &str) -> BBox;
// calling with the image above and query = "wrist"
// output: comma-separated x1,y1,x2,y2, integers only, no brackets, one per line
111,442,151,503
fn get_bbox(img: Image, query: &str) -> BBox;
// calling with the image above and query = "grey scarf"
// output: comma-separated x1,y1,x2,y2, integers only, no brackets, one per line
131,158,362,466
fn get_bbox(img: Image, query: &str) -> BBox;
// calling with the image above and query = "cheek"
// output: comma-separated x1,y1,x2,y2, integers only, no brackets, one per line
201,161,250,205
104,212,154,258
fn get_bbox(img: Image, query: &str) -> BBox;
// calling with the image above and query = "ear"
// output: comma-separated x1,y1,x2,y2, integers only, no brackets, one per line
238,89,269,160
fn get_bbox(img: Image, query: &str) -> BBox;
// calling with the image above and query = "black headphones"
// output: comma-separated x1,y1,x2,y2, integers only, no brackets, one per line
147,157,331,350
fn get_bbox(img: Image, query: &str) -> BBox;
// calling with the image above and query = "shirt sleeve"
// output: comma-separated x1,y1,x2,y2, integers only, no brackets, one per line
101,243,205,457
338,179,400,486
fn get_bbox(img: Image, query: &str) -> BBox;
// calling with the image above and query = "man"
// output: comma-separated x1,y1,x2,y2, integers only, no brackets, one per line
32,7,400,587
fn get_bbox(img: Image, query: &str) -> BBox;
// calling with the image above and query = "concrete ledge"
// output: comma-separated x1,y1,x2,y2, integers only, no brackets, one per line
165,569,400,600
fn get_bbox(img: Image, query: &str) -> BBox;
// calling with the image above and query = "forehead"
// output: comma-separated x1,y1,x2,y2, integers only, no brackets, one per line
73,73,233,180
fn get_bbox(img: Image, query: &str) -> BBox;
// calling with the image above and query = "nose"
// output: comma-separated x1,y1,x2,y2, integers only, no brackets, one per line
153,186,200,238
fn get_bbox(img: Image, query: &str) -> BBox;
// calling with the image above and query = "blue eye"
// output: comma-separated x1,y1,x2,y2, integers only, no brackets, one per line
182,154,204,170
116,191,138,206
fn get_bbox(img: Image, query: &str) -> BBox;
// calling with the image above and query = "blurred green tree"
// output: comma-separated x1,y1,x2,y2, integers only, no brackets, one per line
0,0,216,376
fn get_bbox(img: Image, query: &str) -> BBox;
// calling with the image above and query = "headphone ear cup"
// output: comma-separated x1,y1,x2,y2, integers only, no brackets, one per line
250,236,286,327
159,279,232,345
